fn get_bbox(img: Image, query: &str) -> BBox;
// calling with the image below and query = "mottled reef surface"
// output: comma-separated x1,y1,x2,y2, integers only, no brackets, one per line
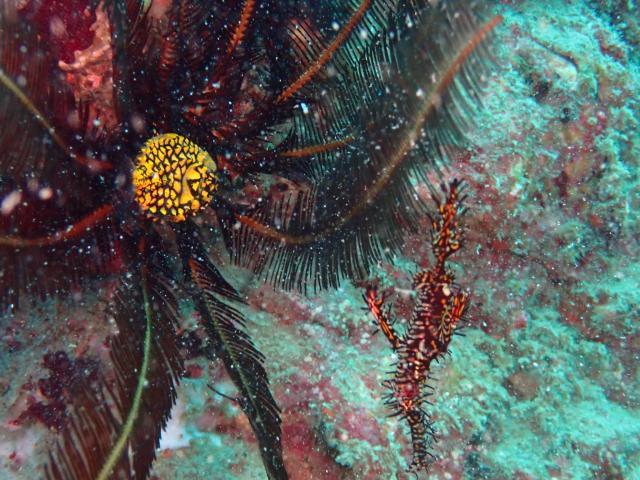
1,0,639,479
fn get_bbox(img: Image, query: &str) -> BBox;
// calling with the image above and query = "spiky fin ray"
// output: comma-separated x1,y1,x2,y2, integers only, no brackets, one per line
364,287,401,349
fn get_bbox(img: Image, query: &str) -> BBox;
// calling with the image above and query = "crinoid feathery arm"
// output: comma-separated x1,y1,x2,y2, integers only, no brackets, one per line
228,3,501,292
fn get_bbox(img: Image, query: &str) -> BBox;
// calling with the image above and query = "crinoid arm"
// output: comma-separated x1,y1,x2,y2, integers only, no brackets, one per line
174,220,287,480
0,1,121,312
0,0,99,180
222,0,501,291
45,231,183,480
121,0,260,138
0,186,119,311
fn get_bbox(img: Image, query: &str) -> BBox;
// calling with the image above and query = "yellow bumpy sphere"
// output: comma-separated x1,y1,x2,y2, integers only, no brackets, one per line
133,133,218,222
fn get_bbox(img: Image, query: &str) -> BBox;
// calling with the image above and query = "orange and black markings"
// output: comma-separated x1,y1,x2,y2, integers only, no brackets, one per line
133,133,218,222
364,179,468,472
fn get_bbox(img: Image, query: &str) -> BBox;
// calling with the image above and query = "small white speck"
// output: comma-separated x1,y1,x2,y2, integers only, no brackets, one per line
38,187,53,200
1,191,22,215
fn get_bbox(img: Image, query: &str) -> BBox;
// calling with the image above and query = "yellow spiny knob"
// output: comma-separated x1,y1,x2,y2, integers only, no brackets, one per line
133,133,218,222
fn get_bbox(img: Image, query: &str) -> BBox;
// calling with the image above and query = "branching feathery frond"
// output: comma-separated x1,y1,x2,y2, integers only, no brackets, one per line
45,249,183,480
225,1,501,292
176,221,286,480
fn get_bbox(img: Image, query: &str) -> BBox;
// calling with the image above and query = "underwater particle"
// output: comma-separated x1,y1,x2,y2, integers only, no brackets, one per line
1,190,22,215
38,187,53,200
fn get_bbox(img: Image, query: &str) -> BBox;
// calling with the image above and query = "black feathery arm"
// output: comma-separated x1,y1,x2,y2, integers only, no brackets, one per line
45,233,183,480
225,0,501,292
174,220,288,480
